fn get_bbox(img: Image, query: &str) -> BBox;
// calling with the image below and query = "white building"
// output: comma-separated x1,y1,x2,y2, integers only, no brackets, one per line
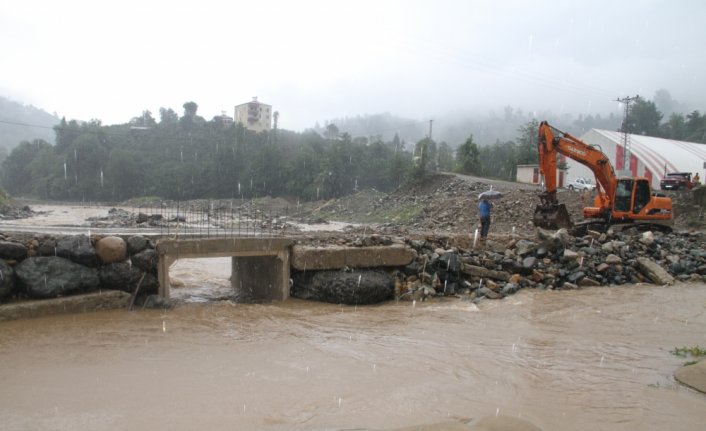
565,129,706,190
234,97,272,132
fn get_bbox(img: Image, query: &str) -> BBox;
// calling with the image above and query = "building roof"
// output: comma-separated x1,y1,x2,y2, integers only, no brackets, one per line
593,129,706,176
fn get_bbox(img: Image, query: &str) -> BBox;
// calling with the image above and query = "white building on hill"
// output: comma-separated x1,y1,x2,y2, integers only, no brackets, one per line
565,129,706,190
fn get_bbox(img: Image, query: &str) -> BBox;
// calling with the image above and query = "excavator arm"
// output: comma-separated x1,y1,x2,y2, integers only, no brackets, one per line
535,121,615,228
538,121,615,210
534,121,672,231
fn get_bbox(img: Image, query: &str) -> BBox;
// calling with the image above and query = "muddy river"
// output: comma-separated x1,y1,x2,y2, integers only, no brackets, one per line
0,204,705,430
1,282,705,430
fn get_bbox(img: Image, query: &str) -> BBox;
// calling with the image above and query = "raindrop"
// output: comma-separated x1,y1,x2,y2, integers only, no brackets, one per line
162,321,166,332
338,397,342,408
412,300,416,308
600,355,604,366
496,407,500,417
373,363,376,372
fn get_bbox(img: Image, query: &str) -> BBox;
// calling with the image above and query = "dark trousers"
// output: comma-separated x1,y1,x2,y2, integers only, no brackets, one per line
480,216,491,238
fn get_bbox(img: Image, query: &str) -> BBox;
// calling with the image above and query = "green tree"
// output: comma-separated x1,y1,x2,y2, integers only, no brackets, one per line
455,135,480,174
626,97,662,136
685,111,706,143
1,139,53,195
515,119,539,165
660,113,687,140
159,107,179,125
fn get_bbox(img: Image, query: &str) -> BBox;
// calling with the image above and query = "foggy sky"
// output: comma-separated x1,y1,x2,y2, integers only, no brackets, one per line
2,0,705,131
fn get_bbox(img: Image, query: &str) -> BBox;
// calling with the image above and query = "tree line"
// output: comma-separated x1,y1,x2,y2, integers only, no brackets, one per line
2,92,704,201
0,103,414,202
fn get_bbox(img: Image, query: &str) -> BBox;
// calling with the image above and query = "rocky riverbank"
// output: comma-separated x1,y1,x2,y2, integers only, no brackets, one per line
0,233,163,315
291,226,705,305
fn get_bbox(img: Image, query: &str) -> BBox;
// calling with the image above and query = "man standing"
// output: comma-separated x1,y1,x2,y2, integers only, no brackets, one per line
478,198,493,240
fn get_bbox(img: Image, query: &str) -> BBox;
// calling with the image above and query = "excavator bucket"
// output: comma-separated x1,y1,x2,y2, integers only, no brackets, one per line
533,203,573,230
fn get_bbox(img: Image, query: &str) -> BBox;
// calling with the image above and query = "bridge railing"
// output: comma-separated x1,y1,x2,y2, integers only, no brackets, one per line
127,200,290,239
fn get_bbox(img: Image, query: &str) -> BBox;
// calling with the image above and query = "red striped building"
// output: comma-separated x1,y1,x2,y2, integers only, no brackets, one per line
564,129,706,190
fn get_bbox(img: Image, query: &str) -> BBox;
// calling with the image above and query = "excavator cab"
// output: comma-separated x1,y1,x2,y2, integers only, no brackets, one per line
611,178,663,217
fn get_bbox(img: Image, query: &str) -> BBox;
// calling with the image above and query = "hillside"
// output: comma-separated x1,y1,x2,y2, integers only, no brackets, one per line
0,96,59,151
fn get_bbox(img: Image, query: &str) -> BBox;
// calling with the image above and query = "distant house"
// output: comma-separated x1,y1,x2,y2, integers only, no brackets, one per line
516,164,566,187
565,129,706,191
212,112,234,128
516,164,540,184
234,97,272,132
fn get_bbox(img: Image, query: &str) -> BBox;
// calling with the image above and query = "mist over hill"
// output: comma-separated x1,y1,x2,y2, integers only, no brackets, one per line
0,96,60,151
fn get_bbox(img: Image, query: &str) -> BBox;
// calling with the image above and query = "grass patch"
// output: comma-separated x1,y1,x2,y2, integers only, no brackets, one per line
670,345,706,358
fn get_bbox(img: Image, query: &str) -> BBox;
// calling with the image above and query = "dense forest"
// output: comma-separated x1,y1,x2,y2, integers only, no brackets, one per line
0,104,413,202
1,90,704,202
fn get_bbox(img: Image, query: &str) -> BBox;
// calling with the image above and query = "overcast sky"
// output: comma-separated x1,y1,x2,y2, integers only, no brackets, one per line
2,0,705,130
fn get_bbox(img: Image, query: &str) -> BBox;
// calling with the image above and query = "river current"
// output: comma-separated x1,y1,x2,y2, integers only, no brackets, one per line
0,205,705,430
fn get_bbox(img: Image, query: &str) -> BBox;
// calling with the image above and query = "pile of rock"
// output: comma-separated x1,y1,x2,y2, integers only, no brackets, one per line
0,233,163,307
397,227,705,302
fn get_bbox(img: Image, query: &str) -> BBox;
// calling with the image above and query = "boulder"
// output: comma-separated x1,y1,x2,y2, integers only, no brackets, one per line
37,238,57,256
292,269,394,305
95,236,127,264
131,248,158,274
477,286,502,299
56,235,99,267
460,263,510,281
15,256,100,299
127,235,149,254
0,241,28,260
636,257,674,285
99,262,158,294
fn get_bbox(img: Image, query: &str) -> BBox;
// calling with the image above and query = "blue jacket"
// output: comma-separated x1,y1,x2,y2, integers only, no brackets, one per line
479,199,492,218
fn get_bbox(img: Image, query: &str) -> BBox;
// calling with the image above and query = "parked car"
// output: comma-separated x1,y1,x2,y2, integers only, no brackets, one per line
660,172,693,190
566,177,596,191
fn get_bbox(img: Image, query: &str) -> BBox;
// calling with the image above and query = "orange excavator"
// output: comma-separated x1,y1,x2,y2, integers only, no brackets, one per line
533,121,673,232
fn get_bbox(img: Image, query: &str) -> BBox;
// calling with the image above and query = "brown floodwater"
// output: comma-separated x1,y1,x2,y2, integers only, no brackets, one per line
1,271,705,430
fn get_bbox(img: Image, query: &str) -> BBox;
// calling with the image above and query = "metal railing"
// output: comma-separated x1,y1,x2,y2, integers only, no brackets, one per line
94,200,290,239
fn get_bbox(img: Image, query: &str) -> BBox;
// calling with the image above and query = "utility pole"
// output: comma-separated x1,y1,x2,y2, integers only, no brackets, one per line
616,95,639,172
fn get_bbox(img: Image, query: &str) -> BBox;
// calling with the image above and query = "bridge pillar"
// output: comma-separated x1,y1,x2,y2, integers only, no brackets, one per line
232,249,290,301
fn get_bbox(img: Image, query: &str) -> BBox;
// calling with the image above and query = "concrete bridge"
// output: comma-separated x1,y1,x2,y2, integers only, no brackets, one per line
156,237,294,301
155,237,417,301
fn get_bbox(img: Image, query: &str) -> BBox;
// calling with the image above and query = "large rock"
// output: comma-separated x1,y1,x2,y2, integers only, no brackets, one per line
15,256,100,298
36,238,57,256
636,257,674,285
56,235,99,267
0,259,16,301
127,235,149,254
99,262,158,294
131,248,158,273
461,263,510,281
292,269,394,304
95,236,127,264
0,241,28,260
